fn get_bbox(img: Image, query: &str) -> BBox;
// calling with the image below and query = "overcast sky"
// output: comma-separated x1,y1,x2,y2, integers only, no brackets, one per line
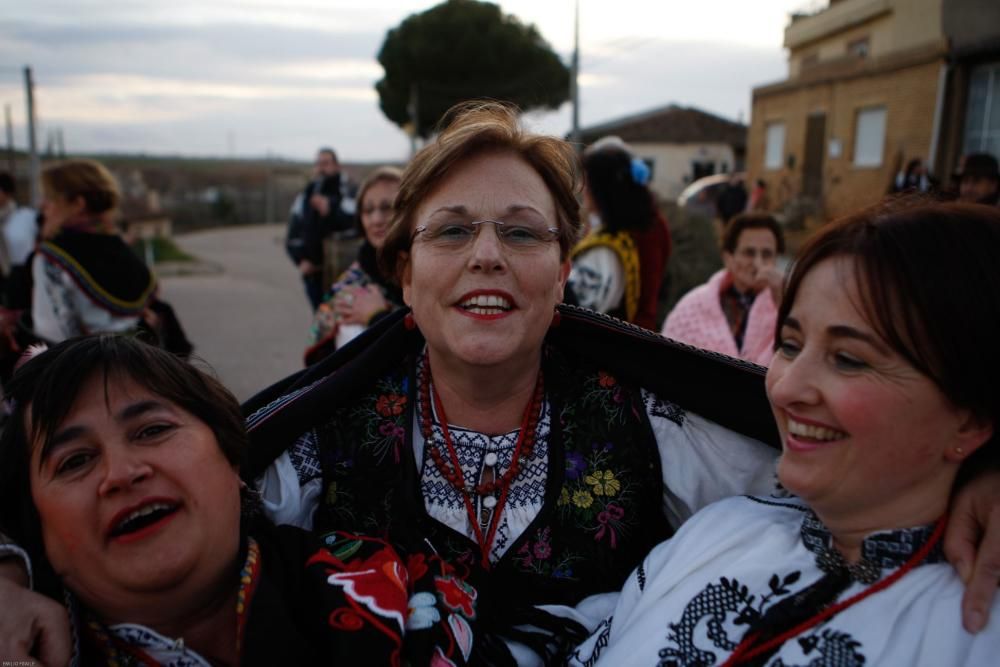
0,0,811,162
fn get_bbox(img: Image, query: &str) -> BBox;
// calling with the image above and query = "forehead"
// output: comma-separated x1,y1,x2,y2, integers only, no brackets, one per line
736,226,777,249
416,150,555,220
363,179,398,202
789,256,867,324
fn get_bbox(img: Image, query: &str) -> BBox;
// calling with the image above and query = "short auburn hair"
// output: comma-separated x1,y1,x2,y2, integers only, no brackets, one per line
378,101,582,283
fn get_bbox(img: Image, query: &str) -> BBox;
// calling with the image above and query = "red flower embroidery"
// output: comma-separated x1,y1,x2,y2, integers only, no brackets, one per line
435,574,477,619
376,393,407,417
407,553,429,582
598,371,617,388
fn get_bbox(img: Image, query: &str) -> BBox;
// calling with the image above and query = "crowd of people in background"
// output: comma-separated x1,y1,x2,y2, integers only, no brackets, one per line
0,101,999,667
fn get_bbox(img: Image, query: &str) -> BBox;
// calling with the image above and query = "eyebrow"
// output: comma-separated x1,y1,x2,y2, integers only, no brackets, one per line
37,399,169,469
783,317,891,355
425,204,545,218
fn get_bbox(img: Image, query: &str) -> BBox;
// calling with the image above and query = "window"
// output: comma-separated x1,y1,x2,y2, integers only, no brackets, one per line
963,63,1000,158
764,122,785,170
853,107,886,167
848,37,870,58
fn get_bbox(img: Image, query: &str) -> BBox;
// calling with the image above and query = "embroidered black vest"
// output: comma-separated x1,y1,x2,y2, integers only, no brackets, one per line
311,345,672,614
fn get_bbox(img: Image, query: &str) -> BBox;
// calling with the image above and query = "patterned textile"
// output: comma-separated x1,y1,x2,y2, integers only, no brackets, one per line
568,495,999,666
571,229,641,322
306,346,671,662
73,525,475,666
661,269,777,367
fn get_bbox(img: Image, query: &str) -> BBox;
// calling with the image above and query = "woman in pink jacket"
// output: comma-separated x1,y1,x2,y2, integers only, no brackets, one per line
661,214,784,366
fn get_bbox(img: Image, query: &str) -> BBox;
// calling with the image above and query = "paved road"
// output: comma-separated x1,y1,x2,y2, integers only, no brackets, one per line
159,224,312,401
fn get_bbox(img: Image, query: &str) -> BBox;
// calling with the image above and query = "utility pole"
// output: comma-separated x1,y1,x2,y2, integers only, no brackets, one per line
24,66,40,206
569,0,581,147
4,104,13,176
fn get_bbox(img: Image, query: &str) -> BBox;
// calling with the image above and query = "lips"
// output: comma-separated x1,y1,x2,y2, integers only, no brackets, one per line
107,498,181,541
784,415,848,452
455,290,516,317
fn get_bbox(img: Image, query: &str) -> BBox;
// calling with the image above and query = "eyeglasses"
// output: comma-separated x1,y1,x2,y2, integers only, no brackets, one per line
736,247,776,261
412,218,559,252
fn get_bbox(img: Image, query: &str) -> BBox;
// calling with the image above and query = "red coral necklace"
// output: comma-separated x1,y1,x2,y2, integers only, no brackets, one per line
419,353,544,570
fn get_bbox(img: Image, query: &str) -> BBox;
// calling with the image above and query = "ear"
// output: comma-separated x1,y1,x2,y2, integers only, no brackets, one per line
68,195,87,216
399,251,412,306
944,413,994,463
557,259,571,293
722,250,736,274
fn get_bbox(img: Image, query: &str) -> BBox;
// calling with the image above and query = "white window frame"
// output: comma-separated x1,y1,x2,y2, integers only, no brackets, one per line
764,122,785,170
853,106,886,168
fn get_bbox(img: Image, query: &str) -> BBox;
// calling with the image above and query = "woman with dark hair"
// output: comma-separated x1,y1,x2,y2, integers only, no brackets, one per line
0,336,474,666
570,201,1000,665
568,137,671,329
305,166,404,364
32,160,155,343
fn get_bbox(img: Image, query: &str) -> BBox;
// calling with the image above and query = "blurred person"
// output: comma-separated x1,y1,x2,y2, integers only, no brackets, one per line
892,157,933,194
715,172,748,223
661,213,784,366
0,172,38,286
568,137,671,329
570,201,1000,666
747,178,771,212
0,335,475,666
31,160,155,344
956,153,1000,206
285,148,355,310
305,166,404,365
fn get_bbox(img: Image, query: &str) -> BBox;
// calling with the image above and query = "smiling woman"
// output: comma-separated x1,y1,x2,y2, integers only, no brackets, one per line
0,336,476,666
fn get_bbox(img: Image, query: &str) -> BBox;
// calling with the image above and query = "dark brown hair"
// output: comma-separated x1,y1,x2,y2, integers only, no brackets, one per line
355,166,403,238
0,335,247,595
378,101,582,283
777,199,1000,477
721,213,785,254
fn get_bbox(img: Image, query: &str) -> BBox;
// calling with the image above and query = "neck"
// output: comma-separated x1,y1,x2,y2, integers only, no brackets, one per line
96,568,240,665
815,485,950,564
427,347,542,435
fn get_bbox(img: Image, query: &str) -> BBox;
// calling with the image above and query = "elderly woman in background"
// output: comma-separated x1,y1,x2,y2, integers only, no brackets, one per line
32,160,155,343
570,201,1000,665
568,137,671,330
0,336,474,666
662,213,784,366
305,166,404,364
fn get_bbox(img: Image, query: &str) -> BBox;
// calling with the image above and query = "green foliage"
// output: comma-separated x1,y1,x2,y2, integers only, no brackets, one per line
376,0,570,138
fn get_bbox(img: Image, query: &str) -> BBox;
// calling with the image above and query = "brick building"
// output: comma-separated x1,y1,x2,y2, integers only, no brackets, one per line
747,0,1000,221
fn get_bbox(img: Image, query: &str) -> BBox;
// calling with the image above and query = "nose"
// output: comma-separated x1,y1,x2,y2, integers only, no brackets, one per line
97,446,153,497
766,350,821,410
466,222,507,274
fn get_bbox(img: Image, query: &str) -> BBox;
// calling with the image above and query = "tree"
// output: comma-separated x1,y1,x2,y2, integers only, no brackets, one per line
376,0,570,138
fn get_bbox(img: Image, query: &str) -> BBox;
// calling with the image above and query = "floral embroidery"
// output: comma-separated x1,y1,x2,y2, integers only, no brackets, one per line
595,503,626,548
406,592,441,630
598,371,617,388
435,575,477,618
565,451,587,480
558,487,571,507
326,480,339,506
376,393,407,417
585,469,621,497
573,490,594,508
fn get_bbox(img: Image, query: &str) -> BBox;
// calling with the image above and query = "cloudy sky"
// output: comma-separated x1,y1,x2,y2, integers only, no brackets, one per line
1,0,811,162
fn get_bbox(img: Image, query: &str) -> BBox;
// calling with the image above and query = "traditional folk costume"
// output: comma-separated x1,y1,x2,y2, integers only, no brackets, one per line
305,241,404,365
567,495,1000,666
68,523,475,667
32,224,155,343
244,306,780,664
661,269,777,367
568,212,671,331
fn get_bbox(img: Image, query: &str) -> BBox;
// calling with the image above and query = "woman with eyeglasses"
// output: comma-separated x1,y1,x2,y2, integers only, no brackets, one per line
662,213,785,366
304,166,404,365
568,137,672,330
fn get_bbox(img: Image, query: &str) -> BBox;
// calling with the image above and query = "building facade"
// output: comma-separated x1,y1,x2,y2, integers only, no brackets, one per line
748,0,1000,221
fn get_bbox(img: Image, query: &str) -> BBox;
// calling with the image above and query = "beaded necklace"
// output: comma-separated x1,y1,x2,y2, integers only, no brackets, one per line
419,354,544,569
722,515,946,666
